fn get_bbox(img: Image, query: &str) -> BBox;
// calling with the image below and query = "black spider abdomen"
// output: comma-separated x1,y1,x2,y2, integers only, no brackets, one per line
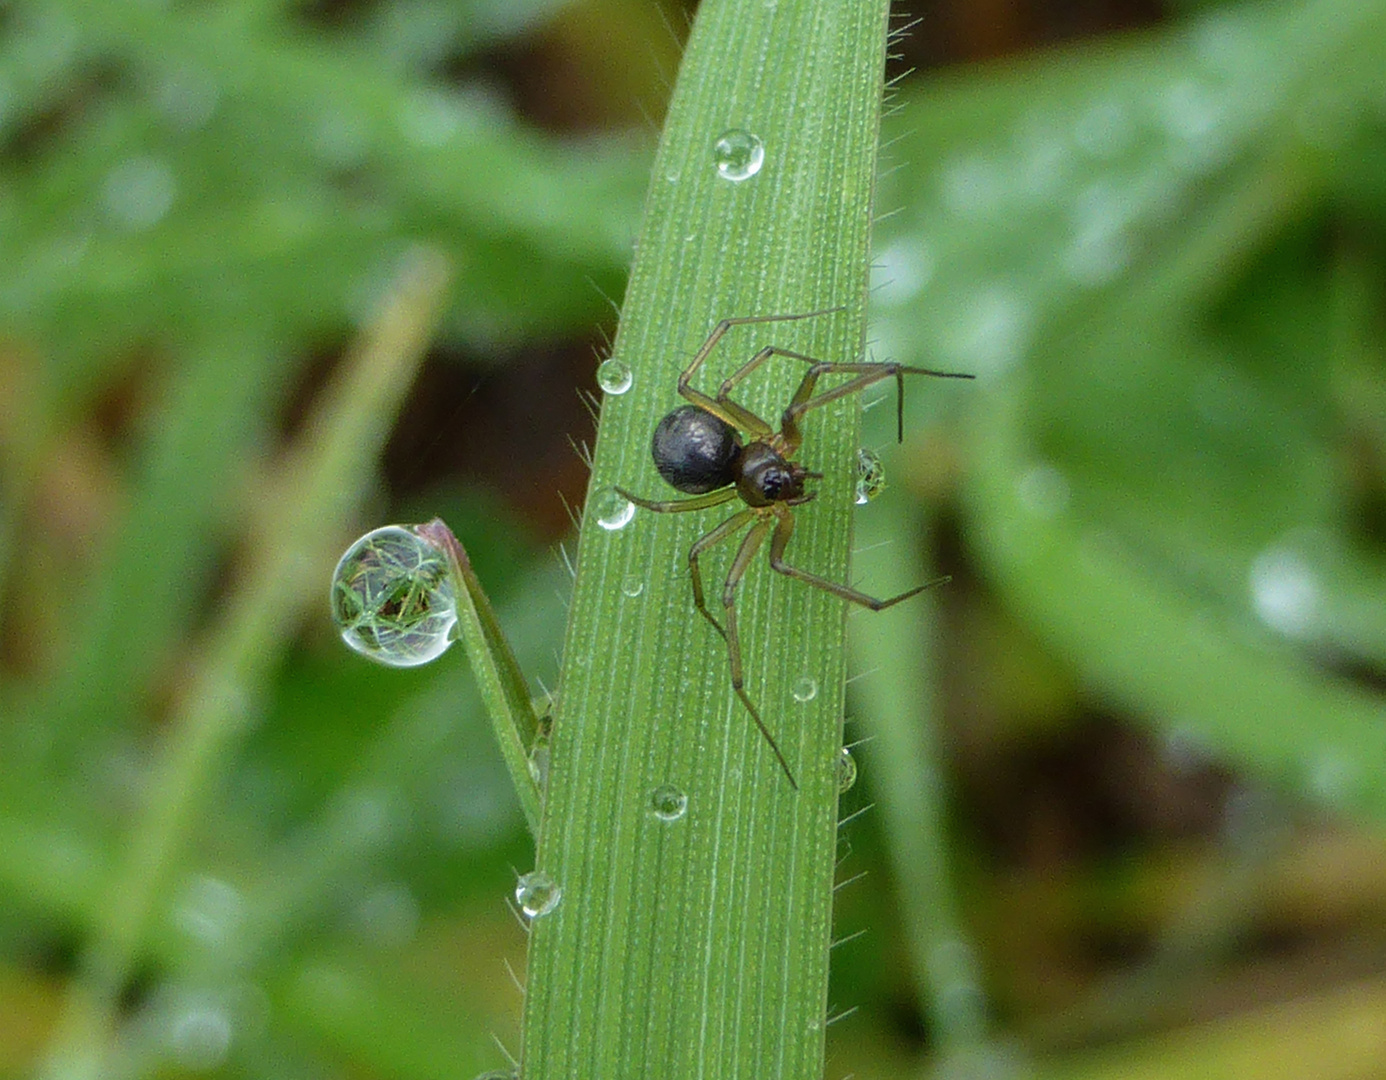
652,405,741,494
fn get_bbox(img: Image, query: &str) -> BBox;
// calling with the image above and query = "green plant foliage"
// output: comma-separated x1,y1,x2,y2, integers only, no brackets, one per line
520,1,898,1076
871,0,1386,821
4,0,1386,1078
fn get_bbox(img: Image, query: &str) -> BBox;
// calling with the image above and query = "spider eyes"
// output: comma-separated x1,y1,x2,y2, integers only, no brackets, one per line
758,468,791,500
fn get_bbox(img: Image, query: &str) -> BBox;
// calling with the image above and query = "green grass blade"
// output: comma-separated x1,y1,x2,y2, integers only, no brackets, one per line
850,501,987,1057
520,1,892,1077
420,519,544,835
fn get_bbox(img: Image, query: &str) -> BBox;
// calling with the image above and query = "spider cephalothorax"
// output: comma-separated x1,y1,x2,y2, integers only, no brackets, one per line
616,309,973,789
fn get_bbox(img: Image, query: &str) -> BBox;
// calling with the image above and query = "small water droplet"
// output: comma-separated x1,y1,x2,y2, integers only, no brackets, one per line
620,575,644,598
1249,546,1317,638
102,157,176,231
596,358,633,395
870,237,935,306
331,525,458,668
162,992,233,1071
1073,99,1133,160
1305,749,1359,809
940,284,1032,374
649,784,688,821
528,737,550,788
939,155,1005,217
172,875,244,951
153,67,219,131
1015,463,1070,518
351,882,419,948
791,675,818,703
592,488,635,531
855,448,886,505
397,88,467,146
712,129,764,181
516,870,562,918
836,747,858,793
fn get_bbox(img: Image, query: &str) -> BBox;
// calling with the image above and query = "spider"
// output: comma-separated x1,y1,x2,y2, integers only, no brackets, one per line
615,309,974,789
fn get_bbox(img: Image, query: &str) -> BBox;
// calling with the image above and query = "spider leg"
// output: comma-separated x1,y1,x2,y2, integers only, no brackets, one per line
685,507,758,641
722,516,798,789
767,503,950,609
676,310,844,437
615,486,737,514
779,361,973,452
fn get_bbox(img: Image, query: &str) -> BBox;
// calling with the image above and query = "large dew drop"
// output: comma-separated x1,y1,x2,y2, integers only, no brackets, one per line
713,129,764,181
515,871,562,918
331,526,457,668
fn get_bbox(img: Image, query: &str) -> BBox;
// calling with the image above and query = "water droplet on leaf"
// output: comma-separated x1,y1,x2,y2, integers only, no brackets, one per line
649,784,688,821
516,871,562,918
791,675,818,703
597,358,633,395
592,488,635,531
713,129,764,181
331,526,458,667
855,448,886,504
836,747,858,793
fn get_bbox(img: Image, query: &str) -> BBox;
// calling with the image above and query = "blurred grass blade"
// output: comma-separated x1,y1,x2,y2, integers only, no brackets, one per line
521,1,892,1077
38,250,452,1080
850,501,987,1057
419,518,543,835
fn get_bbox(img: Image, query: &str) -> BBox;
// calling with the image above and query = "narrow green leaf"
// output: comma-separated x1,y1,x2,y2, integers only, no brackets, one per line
419,519,544,835
521,1,892,1077
850,501,987,1057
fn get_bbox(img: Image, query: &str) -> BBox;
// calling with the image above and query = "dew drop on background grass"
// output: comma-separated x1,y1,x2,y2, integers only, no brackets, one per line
592,488,635,531
791,675,818,703
620,575,644,598
597,357,633,395
516,871,562,918
1248,545,1317,638
1015,462,1070,518
713,129,764,181
836,747,857,793
649,784,688,822
161,991,234,1071
172,875,245,952
103,156,176,231
855,448,885,504
331,525,458,667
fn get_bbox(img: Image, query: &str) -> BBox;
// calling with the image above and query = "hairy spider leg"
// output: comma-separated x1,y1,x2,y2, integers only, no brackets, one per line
719,514,799,790
779,361,972,450
675,309,845,435
616,484,800,788
768,502,951,609
614,487,738,515
685,507,758,641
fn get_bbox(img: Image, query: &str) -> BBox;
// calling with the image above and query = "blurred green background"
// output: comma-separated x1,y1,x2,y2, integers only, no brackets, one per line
3,0,1386,1077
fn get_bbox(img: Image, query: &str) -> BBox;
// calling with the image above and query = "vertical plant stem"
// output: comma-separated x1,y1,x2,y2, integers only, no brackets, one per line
520,2,892,1078
851,502,988,1056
